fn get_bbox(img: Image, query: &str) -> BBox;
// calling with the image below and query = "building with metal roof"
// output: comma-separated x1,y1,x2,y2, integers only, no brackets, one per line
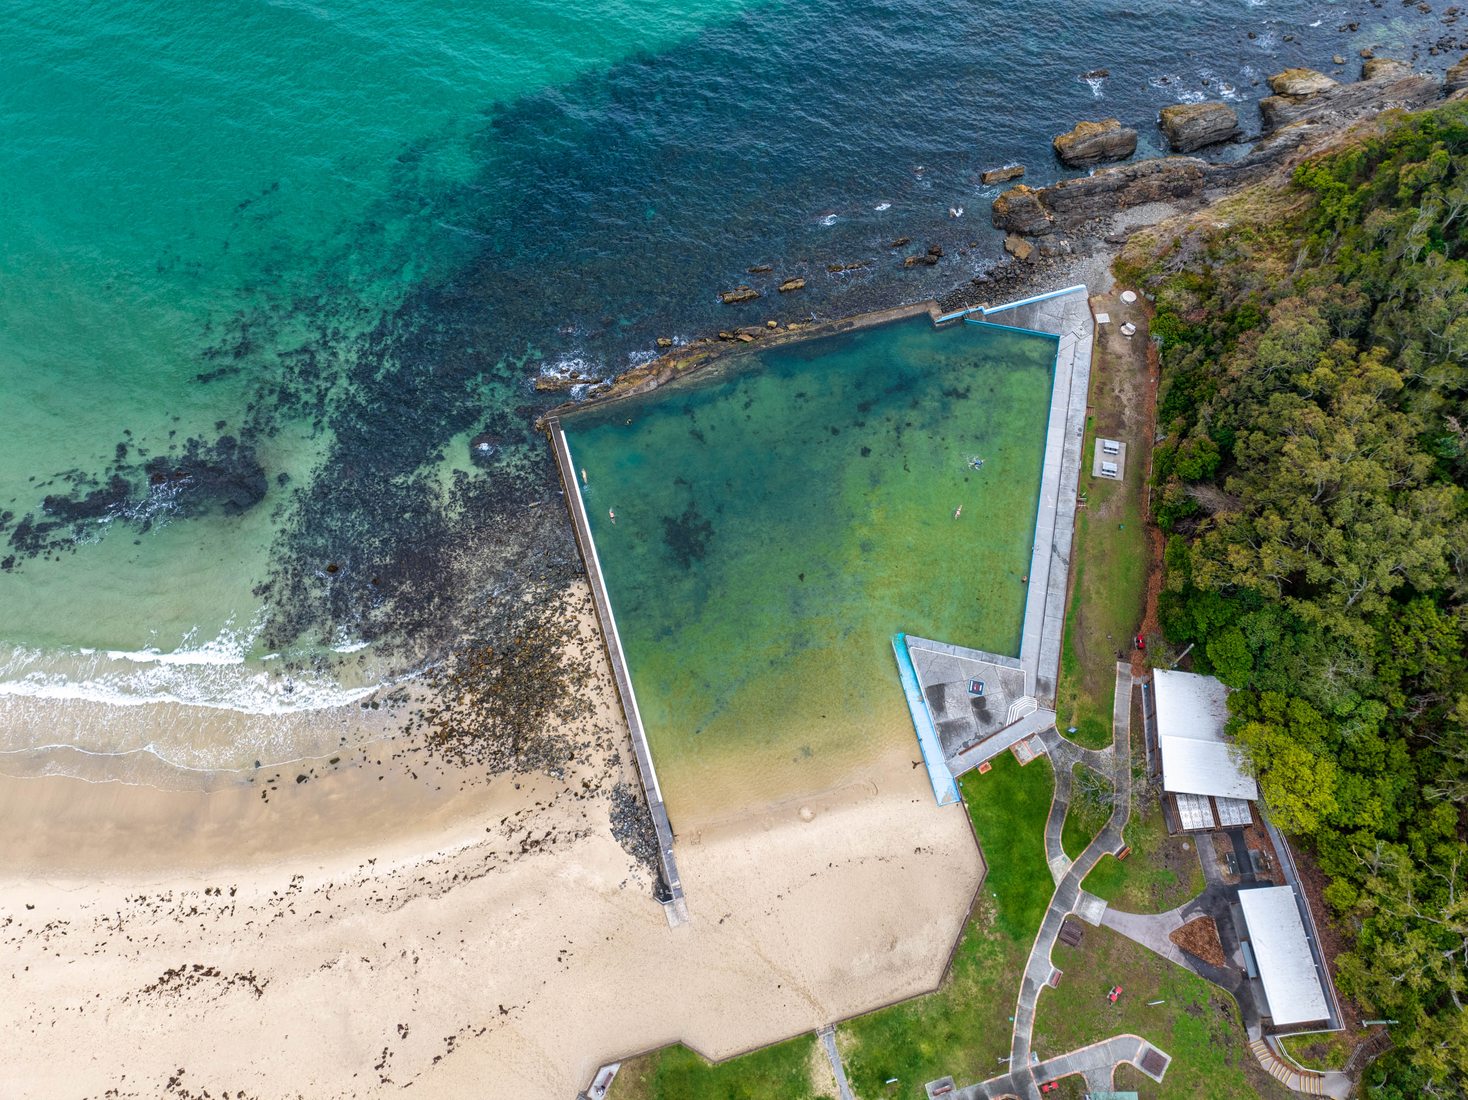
1151,668,1258,832
1237,885,1331,1029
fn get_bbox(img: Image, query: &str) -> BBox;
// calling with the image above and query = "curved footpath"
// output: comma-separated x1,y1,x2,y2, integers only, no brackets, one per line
949,661,1150,1100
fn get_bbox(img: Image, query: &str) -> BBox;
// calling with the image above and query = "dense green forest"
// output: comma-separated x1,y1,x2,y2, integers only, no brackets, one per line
1134,104,1468,1094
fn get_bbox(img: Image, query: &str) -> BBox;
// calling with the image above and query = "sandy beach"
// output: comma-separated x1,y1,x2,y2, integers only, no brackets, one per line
0,581,983,1098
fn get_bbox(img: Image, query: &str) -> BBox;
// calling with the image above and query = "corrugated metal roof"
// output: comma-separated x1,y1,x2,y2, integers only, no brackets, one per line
1154,669,1259,801
1238,886,1330,1026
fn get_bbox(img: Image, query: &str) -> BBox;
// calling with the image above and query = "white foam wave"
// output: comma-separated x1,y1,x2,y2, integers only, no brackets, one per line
1085,76,1105,98
0,617,379,715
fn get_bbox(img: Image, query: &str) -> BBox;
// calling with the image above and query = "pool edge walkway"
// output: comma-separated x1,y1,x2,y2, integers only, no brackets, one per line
546,414,688,929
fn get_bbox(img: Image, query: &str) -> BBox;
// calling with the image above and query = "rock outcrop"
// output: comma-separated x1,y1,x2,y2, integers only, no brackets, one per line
990,184,1053,235
981,164,1026,185
777,277,805,293
1158,102,1241,153
1361,57,1412,81
1267,68,1339,97
1259,62,1436,131
1032,157,1211,223
993,64,1460,248
719,285,760,304
1052,119,1138,168
1447,54,1468,94
1003,234,1034,261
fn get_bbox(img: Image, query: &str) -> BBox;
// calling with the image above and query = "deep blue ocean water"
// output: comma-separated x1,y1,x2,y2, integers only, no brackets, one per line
0,0,1447,775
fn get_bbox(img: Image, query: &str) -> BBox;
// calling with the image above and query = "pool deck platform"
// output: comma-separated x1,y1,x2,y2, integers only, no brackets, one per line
546,414,688,929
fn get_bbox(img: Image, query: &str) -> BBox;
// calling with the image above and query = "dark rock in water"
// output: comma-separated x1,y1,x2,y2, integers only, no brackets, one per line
655,336,673,349
1052,118,1138,167
719,285,761,304
469,432,504,465
1080,68,1110,80
1158,102,1241,152
142,436,267,517
42,475,131,522
990,184,1054,235
981,164,1026,185
888,237,911,248
1447,54,1468,93
826,260,869,273
902,253,939,267
777,277,806,292
927,243,944,258
746,264,773,274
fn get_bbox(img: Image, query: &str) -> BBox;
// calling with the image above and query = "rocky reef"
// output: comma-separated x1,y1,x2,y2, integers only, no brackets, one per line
994,58,1458,248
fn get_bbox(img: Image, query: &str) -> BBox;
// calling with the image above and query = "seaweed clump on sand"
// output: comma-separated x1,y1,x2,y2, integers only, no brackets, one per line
404,582,601,778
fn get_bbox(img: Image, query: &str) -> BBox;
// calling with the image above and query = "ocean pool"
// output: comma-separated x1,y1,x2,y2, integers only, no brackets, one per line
562,315,1058,824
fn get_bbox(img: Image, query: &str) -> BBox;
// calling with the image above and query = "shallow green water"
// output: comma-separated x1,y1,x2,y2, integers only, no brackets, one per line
564,317,1056,821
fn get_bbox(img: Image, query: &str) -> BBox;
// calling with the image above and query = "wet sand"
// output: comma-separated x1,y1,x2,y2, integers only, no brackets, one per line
0,582,983,1098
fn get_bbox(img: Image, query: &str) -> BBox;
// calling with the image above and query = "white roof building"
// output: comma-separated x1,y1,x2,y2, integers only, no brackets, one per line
1153,668,1258,802
1238,886,1331,1026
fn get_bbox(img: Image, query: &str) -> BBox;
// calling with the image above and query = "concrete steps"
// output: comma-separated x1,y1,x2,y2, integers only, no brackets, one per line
1250,1038,1328,1095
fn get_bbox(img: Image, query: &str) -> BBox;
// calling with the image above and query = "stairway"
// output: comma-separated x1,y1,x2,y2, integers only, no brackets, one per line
1249,1039,1334,1097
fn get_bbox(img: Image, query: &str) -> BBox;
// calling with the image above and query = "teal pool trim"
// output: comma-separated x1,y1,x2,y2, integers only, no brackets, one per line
963,316,1062,341
892,632,960,806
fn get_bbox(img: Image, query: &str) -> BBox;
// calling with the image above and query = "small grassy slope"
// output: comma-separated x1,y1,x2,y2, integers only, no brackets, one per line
1280,1030,1352,1071
1055,321,1149,751
838,752,1055,1098
612,1036,831,1100
1060,763,1112,861
1082,724,1204,914
1034,926,1292,1100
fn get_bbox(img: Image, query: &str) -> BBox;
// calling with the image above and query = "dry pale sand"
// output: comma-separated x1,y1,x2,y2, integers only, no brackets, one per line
0,591,982,1098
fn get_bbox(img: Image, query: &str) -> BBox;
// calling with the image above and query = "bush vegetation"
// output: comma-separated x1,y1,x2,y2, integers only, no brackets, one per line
1137,105,1468,1094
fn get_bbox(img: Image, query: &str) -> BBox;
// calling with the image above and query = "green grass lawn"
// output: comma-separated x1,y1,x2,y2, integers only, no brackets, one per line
1081,724,1204,914
837,752,1055,1098
1061,763,1113,861
612,1036,831,1100
1055,330,1150,752
1034,926,1293,1099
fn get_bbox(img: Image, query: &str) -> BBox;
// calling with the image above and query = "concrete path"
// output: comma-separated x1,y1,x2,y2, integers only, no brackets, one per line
819,1026,855,1100
955,1033,1170,1099
1005,663,1134,1098
1099,905,1188,968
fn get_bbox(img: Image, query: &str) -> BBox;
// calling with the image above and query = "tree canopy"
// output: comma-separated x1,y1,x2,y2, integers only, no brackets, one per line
1137,104,1468,1094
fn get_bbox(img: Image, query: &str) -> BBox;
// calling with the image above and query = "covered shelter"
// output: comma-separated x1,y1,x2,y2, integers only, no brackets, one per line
1152,668,1257,832
1237,885,1332,1030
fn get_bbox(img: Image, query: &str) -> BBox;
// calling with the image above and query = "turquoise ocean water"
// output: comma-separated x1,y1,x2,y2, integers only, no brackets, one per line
0,0,1443,782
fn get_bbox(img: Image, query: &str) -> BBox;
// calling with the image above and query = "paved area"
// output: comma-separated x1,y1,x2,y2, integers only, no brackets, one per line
819,1025,855,1100
904,636,1033,759
1006,663,1135,1097
978,288,1093,708
547,417,687,927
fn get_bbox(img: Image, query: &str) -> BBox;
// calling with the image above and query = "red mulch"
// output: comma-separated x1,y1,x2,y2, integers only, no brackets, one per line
1170,915,1227,966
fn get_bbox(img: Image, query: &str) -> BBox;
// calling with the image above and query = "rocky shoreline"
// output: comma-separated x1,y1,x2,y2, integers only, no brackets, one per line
545,55,1464,424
